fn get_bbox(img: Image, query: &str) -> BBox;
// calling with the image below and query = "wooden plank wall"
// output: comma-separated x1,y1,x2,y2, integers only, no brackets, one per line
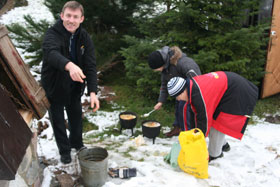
261,0,280,98
0,26,49,119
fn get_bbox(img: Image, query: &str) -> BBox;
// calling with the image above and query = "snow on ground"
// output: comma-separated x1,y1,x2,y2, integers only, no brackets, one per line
37,115,280,187
1,1,280,187
0,0,54,25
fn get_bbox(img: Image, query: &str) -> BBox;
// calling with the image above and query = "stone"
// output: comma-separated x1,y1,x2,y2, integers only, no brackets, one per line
56,173,74,187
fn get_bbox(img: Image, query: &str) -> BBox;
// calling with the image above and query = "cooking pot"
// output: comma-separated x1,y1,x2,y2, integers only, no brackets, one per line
119,111,137,136
142,120,161,144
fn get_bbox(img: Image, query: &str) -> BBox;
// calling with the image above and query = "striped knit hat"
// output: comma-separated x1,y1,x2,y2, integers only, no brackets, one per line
167,77,187,97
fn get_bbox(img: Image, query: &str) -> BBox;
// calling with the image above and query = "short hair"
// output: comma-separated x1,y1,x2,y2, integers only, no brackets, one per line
62,1,84,16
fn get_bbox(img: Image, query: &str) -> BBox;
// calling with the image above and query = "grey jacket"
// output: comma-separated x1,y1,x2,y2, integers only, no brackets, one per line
158,46,201,103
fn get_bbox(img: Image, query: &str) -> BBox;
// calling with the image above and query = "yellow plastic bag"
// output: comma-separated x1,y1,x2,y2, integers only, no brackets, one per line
178,128,209,179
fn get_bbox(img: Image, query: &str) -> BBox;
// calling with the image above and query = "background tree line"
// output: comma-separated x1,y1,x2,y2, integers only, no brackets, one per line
7,0,270,100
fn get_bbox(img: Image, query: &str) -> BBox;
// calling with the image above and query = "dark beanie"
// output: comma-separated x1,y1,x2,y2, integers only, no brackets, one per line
148,51,165,69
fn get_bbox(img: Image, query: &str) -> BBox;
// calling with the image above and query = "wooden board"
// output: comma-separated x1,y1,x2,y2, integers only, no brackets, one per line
0,84,32,180
261,0,280,98
19,109,34,126
0,0,13,16
0,25,49,119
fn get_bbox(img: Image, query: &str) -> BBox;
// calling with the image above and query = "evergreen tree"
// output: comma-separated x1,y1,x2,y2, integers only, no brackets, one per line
7,15,51,66
119,36,162,99
121,0,270,100
6,0,270,98
44,0,156,64
7,0,156,66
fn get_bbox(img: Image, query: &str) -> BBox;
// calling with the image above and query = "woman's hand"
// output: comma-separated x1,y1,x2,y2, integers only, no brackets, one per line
154,102,163,110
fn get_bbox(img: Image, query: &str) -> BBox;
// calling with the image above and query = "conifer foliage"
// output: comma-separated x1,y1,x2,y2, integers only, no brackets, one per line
6,0,270,99
7,0,155,66
44,0,155,65
7,15,50,66
120,0,270,98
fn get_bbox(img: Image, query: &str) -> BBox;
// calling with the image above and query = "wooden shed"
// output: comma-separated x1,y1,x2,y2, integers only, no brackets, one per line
261,0,280,98
0,84,33,180
0,25,49,181
0,25,49,119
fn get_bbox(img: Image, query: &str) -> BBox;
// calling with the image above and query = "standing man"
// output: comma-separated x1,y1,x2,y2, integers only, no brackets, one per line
148,46,201,137
41,1,99,164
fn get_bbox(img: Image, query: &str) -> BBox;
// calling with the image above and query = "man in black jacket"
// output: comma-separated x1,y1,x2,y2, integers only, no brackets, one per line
41,1,99,164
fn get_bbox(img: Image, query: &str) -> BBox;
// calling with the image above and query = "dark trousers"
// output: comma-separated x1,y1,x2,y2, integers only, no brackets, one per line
48,93,83,156
173,100,186,130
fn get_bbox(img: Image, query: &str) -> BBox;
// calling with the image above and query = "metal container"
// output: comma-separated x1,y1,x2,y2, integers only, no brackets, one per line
78,147,108,187
142,120,161,144
119,111,137,135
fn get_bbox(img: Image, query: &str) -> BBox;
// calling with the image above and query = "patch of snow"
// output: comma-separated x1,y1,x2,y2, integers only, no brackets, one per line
1,1,280,187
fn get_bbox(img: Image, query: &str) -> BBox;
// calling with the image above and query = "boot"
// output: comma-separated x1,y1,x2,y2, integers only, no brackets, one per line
222,142,230,152
60,154,71,164
165,126,181,137
209,152,223,162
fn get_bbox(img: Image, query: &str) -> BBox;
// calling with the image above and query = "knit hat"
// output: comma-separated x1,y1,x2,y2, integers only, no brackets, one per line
148,51,165,69
167,77,187,97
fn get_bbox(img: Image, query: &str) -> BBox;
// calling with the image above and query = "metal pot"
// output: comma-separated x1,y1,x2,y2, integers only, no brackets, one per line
142,120,161,144
119,111,137,136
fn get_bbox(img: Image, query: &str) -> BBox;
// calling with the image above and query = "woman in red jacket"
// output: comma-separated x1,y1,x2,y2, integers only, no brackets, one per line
167,71,258,161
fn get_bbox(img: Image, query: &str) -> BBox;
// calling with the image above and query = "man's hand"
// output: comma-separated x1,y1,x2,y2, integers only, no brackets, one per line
154,102,163,110
65,62,86,83
90,92,100,112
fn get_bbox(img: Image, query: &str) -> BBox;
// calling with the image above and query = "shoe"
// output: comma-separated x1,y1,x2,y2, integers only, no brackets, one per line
209,152,223,162
60,154,72,164
165,126,181,137
222,143,230,152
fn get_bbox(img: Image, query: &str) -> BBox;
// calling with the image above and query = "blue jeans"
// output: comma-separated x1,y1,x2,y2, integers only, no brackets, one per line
173,100,186,130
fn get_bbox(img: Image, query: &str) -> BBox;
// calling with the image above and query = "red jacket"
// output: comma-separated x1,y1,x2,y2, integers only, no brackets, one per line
184,71,258,140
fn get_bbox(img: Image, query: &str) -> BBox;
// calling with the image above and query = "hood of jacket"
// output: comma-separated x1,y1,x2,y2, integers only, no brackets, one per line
52,18,81,38
157,46,187,73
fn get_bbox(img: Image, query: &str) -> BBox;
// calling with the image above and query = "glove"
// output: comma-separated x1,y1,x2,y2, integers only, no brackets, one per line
164,142,181,168
108,167,137,179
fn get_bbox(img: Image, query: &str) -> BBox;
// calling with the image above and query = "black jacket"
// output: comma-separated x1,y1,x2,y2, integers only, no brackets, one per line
41,19,97,104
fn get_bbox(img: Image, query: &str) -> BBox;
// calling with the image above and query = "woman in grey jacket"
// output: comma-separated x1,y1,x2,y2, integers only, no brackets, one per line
148,46,201,137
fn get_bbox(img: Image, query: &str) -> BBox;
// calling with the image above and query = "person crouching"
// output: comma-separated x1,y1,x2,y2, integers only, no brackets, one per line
167,71,258,161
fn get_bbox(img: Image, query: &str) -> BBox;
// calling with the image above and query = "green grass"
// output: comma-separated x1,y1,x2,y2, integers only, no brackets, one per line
122,146,137,158
104,141,123,150
99,62,176,133
84,126,120,142
90,62,280,138
83,117,98,132
253,93,280,118
98,99,117,112
111,83,175,129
